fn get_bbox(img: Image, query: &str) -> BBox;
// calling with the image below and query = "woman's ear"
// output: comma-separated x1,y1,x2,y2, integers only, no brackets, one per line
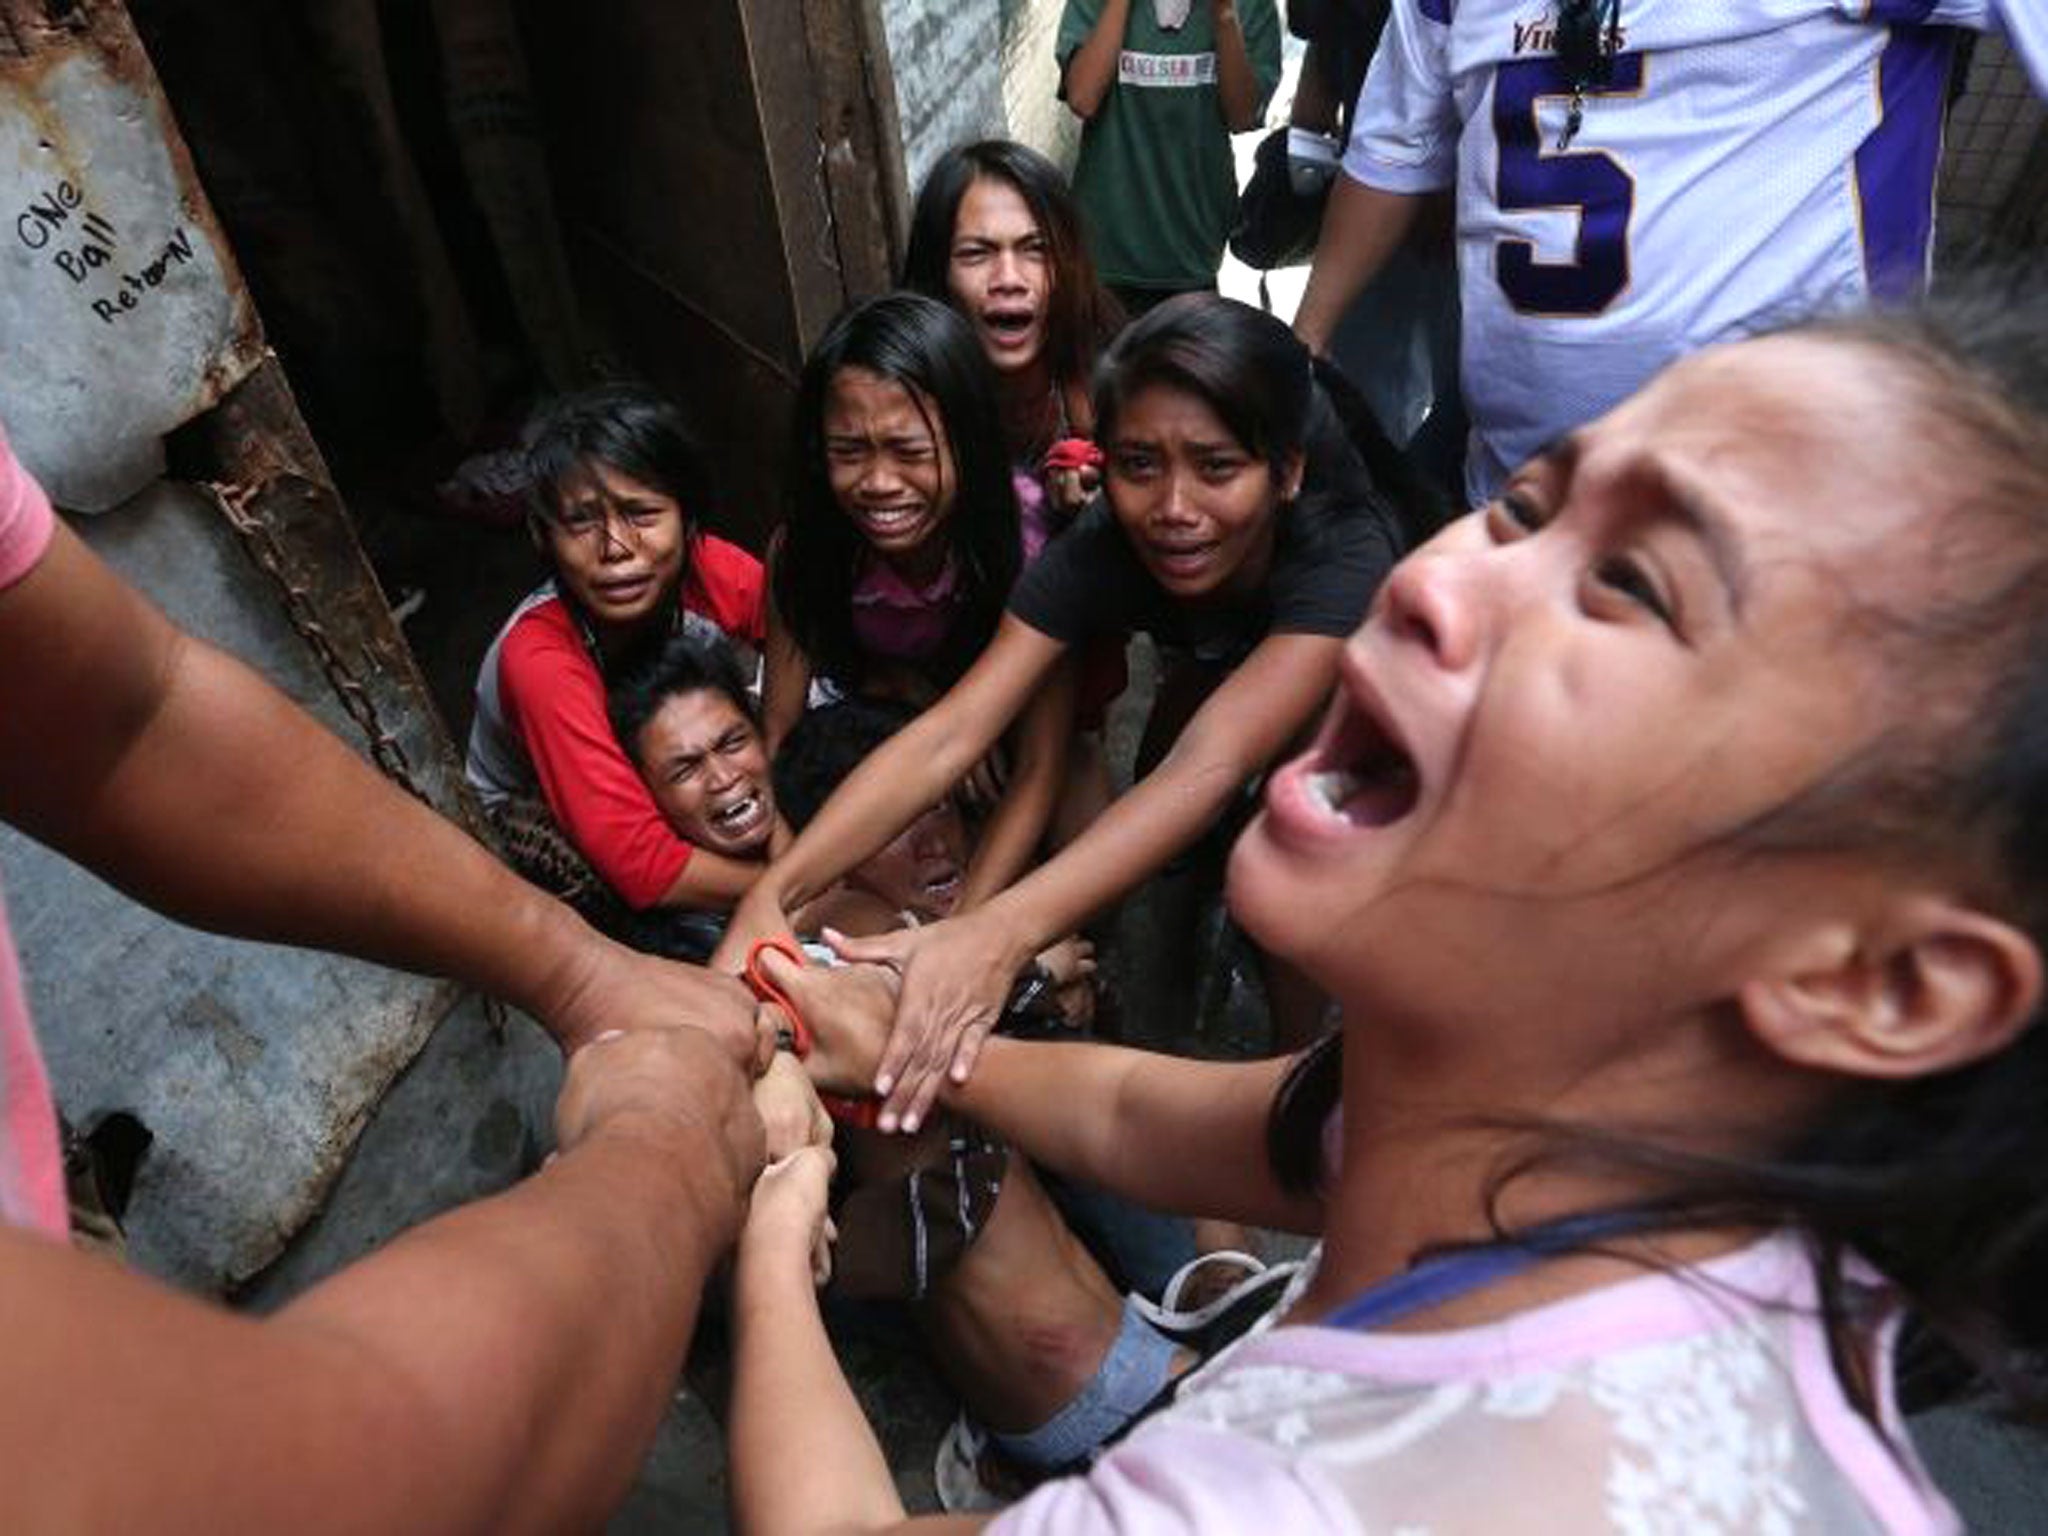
1280,448,1306,503
1738,897,2043,1080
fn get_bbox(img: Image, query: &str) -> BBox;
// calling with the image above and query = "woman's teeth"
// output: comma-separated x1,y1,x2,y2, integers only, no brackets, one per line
862,506,922,532
1306,769,1366,813
1307,754,1418,827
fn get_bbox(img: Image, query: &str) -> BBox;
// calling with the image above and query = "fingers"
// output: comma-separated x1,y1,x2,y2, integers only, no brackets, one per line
948,1015,996,1086
554,1025,763,1205
878,1003,992,1134
762,943,875,1024
752,940,805,998
823,925,913,970
872,1009,923,1108
750,1003,785,1076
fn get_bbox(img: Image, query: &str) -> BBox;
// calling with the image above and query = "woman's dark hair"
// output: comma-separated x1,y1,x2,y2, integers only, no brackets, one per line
775,292,1021,691
1267,264,2048,1417
606,629,759,766
901,139,1122,397
1095,293,1315,484
523,382,714,535
772,697,920,832
1096,293,1416,575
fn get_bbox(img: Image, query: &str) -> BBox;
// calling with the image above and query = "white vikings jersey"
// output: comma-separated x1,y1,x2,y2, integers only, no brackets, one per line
1345,1,2047,502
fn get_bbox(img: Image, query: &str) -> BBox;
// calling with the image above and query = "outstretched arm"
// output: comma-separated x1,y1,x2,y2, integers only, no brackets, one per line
839,630,1345,1130
731,1146,993,1536
0,518,755,1055
0,1027,762,1533
760,565,813,758
958,653,1078,910
758,952,1322,1233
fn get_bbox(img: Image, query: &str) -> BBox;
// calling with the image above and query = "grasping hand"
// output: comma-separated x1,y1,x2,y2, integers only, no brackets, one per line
751,1050,834,1160
1035,934,1098,1029
1043,437,1103,520
1046,461,1101,518
544,935,759,1061
742,1145,838,1288
959,748,1010,815
825,913,1029,1133
748,945,900,1099
554,1026,765,1235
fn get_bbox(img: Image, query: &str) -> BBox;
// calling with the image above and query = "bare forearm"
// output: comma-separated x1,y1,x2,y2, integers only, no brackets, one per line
1290,42,1341,132
1212,2,1263,131
286,1124,739,1527
941,1036,1317,1230
1293,178,1423,354
960,670,1075,910
761,621,810,758
0,1122,741,1533
658,845,768,911
971,737,1257,968
37,626,601,1024
1063,0,1131,118
730,1248,906,1535
959,775,1051,913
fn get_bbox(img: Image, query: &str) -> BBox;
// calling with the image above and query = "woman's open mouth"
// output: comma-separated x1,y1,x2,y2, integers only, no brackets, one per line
980,306,1039,350
1146,539,1218,582
854,504,928,542
1274,687,1422,834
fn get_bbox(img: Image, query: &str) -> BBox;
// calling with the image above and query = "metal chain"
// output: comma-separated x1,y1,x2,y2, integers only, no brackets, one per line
204,479,432,805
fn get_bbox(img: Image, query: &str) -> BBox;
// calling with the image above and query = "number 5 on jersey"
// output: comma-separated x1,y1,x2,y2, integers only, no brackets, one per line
1493,53,1646,316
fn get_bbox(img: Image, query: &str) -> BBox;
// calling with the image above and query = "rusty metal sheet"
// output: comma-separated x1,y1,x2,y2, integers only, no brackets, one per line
4,479,461,1294
0,1,262,510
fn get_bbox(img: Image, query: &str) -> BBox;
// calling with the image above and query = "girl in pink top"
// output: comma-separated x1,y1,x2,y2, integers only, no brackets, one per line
725,271,2048,1534
764,293,1075,911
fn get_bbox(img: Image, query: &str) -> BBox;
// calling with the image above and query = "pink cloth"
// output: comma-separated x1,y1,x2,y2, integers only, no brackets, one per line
0,425,71,1238
846,474,1056,667
848,552,966,665
1012,465,1058,565
993,1233,1958,1536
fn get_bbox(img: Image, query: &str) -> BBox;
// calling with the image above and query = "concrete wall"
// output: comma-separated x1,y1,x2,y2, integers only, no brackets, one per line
877,0,1004,195
1000,0,1081,168
877,0,1079,201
